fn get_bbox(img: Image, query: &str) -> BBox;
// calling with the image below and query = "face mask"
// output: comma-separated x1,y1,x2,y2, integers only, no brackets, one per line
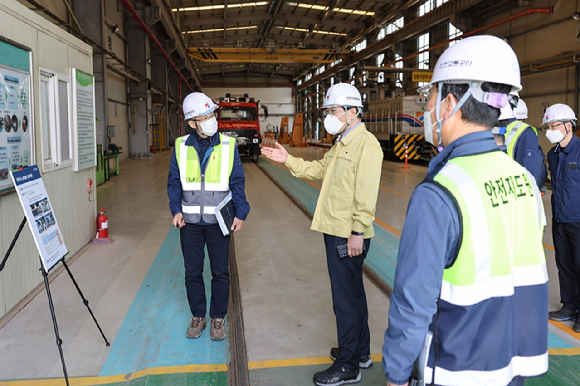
546,128,564,144
324,114,345,135
423,107,436,146
198,117,218,136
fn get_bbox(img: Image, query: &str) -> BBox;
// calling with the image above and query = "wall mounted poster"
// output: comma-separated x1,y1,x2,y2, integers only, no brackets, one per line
72,68,96,171
0,39,32,193
10,165,68,272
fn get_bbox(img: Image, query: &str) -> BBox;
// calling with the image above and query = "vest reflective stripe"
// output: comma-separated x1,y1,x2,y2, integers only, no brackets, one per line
182,205,217,214
441,264,548,306
425,352,549,386
505,121,538,158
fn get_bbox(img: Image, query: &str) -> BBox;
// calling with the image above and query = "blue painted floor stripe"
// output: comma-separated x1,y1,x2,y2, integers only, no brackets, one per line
257,156,568,350
548,331,576,349
99,226,228,376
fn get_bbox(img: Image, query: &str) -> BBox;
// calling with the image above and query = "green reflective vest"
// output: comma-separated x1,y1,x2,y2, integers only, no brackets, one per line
505,121,538,159
425,150,549,385
175,134,235,222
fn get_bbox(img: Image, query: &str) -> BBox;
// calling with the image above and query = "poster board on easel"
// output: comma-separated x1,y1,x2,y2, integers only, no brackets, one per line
10,165,68,272
0,38,33,194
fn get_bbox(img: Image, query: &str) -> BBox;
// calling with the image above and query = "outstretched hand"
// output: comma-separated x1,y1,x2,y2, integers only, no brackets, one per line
261,142,289,164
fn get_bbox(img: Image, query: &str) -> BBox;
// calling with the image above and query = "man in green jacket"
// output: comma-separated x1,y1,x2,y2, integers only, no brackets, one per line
261,83,383,386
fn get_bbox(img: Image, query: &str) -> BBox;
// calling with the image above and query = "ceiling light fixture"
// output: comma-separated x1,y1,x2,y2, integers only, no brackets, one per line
183,26,258,34
573,12,580,21
173,2,268,12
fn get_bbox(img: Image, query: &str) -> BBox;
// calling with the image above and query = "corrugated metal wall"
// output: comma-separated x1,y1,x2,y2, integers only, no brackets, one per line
0,0,96,320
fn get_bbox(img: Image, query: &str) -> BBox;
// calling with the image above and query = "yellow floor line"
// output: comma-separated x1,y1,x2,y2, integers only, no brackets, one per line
0,364,228,386
4,348,580,385
549,319,580,340
380,185,411,199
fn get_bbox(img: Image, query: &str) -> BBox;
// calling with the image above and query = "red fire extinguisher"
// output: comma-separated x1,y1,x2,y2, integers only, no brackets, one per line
96,207,108,239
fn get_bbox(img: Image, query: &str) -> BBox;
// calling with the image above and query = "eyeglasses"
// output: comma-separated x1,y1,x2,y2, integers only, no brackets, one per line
190,112,216,123
546,122,564,130
323,108,345,118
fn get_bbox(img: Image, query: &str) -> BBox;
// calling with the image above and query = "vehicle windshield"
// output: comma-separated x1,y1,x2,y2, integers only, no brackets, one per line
219,106,257,121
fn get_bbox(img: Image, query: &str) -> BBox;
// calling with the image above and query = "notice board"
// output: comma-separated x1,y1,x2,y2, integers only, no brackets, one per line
72,68,96,171
10,165,68,271
0,39,32,194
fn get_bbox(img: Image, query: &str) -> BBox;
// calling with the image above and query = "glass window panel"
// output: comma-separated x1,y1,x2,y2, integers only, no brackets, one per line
58,80,70,161
40,76,51,161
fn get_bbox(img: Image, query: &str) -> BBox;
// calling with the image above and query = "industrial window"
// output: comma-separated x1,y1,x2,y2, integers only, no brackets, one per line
39,69,72,171
417,33,430,87
354,40,367,52
448,23,463,46
377,53,385,84
349,67,355,85
394,53,403,86
418,0,434,17
418,0,448,17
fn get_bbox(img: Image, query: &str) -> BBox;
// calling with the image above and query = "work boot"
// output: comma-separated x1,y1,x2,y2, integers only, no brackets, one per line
329,347,373,369
548,307,579,322
186,317,206,339
313,365,361,386
574,318,580,333
211,318,226,341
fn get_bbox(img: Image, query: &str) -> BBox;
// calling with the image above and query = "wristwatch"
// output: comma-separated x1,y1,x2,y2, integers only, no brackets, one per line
351,231,364,236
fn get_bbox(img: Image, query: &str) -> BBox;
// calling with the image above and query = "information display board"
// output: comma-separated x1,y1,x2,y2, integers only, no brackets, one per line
10,165,68,272
72,69,96,171
0,39,32,193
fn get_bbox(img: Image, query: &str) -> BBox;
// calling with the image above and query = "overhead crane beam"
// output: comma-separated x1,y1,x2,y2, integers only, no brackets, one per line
179,12,367,30
187,48,353,64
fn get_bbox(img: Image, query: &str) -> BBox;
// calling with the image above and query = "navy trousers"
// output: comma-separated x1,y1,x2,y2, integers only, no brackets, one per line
180,223,231,319
552,221,580,311
324,234,371,371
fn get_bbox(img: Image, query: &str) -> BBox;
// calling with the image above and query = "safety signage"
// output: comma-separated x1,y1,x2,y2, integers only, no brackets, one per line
412,71,433,83
10,165,68,271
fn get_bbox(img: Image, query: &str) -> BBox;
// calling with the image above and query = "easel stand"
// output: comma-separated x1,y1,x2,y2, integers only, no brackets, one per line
1,217,110,386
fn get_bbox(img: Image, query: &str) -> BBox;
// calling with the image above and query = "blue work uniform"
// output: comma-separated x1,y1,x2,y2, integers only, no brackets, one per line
548,134,580,312
167,131,250,319
382,131,547,386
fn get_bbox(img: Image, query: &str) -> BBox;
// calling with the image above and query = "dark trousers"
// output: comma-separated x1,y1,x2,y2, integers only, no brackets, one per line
552,221,580,311
324,234,371,371
180,223,231,319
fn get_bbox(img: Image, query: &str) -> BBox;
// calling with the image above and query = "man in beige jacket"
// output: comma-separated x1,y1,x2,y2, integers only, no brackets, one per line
262,83,383,386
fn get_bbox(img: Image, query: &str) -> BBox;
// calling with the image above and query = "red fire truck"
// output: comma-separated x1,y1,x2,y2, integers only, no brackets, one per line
217,94,263,163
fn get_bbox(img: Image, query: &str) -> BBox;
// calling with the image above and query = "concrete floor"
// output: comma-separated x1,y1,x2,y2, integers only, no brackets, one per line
0,145,578,386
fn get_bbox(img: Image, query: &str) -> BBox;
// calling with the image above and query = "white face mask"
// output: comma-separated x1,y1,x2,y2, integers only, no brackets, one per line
324,114,345,135
423,107,437,146
198,117,218,136
546,128,564,144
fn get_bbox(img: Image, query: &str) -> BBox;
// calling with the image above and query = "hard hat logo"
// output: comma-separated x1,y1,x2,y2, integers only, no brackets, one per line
439,60,472,69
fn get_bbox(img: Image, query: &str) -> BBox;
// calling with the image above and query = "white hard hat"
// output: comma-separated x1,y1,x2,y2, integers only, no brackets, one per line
183,92,217,120
499,103,515,120
322,83,363,109
542,103,577,126
514,99,528,120
419,35,522,96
